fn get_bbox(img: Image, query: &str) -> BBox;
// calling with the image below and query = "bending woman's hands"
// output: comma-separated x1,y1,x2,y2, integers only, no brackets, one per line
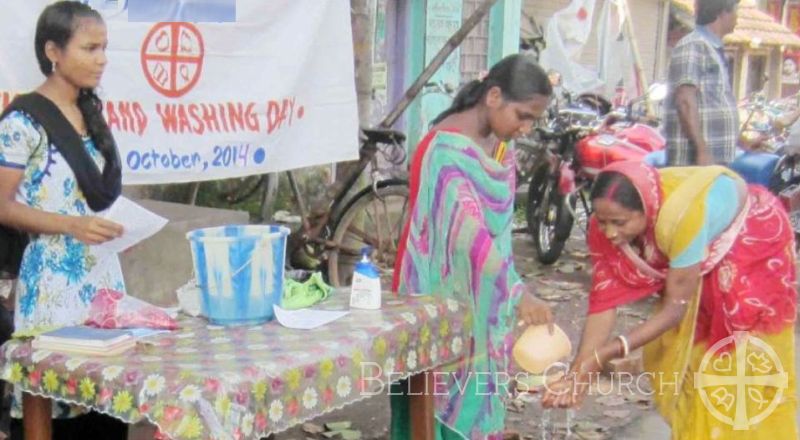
541,357,600,409
518,293,554,330
67,216,123,245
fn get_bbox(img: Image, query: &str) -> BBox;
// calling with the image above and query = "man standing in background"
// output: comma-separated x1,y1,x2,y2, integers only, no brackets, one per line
664,0,740,165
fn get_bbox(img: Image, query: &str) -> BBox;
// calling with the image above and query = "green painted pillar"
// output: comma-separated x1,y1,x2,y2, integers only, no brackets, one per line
488,0,521,66
406,0,463,150
418,0,463,142
404,0,521,149
405,0,428,150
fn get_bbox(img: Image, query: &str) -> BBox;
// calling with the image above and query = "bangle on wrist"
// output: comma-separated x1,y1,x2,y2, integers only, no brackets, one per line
593,349,603,369
616,335,630,358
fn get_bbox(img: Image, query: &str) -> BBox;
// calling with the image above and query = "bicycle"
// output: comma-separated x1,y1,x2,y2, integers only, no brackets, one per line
266,128,410,288
189,0,500,289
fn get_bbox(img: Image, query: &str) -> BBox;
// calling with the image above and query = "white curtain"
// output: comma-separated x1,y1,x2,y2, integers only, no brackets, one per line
597,0,639,103
539,0,602,94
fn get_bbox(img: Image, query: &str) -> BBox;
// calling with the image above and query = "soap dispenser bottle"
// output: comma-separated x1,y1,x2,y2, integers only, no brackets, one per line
350,246,381,309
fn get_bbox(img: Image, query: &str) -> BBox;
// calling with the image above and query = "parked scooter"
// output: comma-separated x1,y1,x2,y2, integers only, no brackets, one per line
526,83,667,264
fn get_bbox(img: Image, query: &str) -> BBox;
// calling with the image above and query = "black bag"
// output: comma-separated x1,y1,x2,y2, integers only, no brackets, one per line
0,107,32,279
0,227,27,278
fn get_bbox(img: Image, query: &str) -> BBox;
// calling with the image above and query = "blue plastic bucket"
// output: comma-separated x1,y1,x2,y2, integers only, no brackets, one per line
186,225,290,325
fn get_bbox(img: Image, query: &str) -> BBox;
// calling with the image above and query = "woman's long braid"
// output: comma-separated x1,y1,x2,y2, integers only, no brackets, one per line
77,88,116,157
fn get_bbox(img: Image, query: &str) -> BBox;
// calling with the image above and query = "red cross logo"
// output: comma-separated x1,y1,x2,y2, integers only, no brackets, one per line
140,22,205,98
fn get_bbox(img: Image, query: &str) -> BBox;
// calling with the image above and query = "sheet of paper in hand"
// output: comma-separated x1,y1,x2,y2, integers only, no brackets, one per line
94,196,168,255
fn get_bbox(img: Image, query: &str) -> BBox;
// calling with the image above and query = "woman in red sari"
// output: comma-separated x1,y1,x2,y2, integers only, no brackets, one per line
543,161,797,439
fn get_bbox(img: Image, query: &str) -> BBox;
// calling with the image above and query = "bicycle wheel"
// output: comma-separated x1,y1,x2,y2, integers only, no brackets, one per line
327,180,409,288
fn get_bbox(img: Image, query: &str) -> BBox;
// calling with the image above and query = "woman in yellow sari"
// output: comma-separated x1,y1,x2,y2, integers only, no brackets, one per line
543,161,797,439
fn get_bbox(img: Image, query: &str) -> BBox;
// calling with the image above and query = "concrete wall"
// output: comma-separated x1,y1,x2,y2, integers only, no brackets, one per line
119,199,249,307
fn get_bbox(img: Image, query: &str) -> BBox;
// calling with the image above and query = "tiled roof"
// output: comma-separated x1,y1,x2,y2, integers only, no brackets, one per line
672,0,800,47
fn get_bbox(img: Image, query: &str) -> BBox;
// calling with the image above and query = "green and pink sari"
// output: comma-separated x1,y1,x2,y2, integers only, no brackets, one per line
391,130,525,439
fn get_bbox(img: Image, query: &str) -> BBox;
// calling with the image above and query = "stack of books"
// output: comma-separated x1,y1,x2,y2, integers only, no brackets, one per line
32,326,136,356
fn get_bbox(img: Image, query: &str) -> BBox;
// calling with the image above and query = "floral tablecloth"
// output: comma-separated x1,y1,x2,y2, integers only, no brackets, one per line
0,292,471,439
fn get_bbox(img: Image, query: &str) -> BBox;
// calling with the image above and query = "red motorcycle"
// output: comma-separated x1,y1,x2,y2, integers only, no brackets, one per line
525,83,667,264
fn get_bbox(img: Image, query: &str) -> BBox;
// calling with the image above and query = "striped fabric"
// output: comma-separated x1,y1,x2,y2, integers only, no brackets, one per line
394,131,525,438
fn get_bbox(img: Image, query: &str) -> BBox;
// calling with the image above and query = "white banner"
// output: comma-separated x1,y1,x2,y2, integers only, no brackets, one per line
0,0,359,185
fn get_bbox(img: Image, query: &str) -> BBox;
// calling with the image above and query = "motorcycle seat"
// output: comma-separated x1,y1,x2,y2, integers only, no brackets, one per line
645,149,780,188
644,150,666,168
729,151,781,187
361,128,406,145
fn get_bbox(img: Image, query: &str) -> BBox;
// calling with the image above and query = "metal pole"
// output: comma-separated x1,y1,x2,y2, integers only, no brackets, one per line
620,0,652,114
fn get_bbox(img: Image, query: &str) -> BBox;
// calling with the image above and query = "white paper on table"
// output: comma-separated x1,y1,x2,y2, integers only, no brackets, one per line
273,305,349,330
93,197,168,255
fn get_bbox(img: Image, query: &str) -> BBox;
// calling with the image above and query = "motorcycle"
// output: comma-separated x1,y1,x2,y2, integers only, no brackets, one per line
728,149,800,235
729,94,800,236
526,83,667,264
645,92,800,238
514,73,611,189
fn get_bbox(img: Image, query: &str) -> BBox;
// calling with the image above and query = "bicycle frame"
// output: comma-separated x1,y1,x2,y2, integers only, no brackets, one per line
284,130,405,251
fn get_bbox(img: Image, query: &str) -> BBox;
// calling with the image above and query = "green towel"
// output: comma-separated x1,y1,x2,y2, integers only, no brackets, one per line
281,272,332,309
